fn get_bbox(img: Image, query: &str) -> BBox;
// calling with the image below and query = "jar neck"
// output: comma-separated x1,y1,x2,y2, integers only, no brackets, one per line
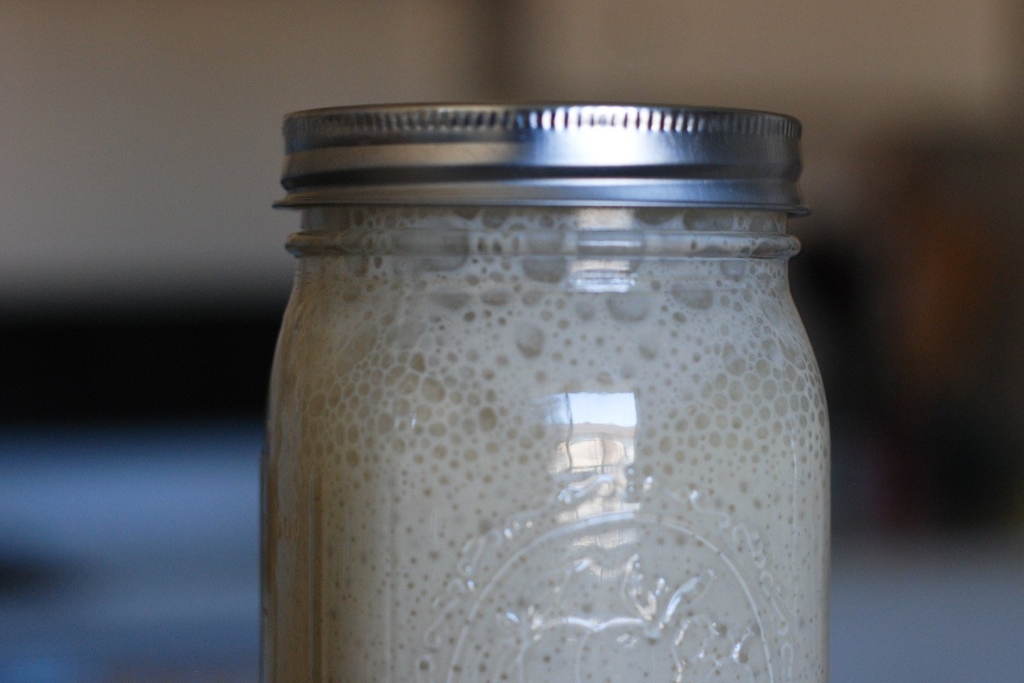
287,205,799,261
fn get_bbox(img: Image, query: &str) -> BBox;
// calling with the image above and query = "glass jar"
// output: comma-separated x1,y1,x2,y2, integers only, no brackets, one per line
263,105,829,683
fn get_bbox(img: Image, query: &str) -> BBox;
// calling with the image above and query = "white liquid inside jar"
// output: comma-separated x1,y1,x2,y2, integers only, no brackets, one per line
263,206,829,683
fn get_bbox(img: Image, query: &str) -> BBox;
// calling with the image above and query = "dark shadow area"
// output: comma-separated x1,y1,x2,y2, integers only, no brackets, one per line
791,134,1024,537
0,301,286,425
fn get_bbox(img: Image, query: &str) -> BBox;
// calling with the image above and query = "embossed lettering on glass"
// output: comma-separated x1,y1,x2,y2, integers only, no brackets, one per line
263,104,829,683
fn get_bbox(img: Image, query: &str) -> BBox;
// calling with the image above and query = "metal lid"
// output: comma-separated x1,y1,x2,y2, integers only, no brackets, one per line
277,103,807,214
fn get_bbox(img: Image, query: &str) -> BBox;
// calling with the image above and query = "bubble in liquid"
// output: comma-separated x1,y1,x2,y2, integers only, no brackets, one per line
522,258,567,284
481,290,511,306
670,284,714,310
421,378,446,402
478,408,497,432
720,260,747,280
639,344,658,360
410,353,426,373
606,294,650,322
430,293,472,310
515,325,545,359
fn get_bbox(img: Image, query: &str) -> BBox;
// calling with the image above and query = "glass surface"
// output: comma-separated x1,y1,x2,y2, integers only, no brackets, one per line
263,207,829,682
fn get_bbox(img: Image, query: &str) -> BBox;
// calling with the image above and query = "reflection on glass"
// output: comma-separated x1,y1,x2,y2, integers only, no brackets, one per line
568,258,637,292
568,207,638,292
543,392,638,525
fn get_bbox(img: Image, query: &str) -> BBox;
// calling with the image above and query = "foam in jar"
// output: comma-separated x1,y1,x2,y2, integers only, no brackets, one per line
262,204,829,683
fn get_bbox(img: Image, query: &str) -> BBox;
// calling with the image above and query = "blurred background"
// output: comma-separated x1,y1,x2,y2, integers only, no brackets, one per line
2,1,1024,681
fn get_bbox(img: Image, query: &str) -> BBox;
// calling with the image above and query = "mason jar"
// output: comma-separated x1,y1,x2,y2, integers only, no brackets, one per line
263,104,829,683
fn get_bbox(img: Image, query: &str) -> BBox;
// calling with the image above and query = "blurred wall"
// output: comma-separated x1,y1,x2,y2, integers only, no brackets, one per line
0,0,1019,308
0,0,485,308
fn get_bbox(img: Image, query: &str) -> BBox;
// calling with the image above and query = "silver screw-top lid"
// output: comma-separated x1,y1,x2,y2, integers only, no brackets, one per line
277,103,806,214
